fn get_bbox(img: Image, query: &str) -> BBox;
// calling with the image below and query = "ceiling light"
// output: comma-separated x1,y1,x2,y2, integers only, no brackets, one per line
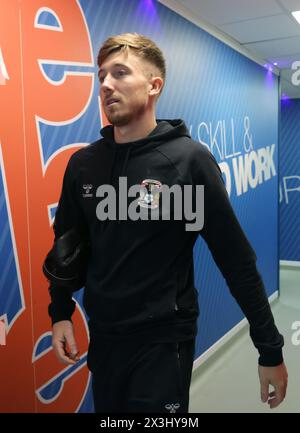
292,11,300,24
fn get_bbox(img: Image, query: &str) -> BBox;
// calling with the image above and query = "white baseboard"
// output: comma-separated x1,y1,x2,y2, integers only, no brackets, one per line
280,260,300,268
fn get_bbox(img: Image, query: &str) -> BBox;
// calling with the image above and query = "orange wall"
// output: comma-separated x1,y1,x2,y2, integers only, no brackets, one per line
0,0,108,412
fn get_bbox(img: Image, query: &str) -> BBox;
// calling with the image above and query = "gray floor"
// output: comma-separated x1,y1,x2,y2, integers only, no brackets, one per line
189,266,300,413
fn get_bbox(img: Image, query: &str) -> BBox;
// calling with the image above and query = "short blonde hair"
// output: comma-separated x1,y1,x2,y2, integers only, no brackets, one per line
97,33,166,82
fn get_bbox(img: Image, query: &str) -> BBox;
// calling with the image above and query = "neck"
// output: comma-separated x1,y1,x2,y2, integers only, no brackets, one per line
114,114,157,144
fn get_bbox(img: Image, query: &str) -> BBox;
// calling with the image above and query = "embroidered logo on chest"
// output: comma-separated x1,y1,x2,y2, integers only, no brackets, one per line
138,179,162,209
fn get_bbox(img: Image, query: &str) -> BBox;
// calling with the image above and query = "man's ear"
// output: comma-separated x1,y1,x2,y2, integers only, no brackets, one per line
149,76,164,97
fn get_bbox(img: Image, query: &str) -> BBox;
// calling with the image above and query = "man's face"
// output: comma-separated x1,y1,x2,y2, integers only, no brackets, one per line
98,50,155,127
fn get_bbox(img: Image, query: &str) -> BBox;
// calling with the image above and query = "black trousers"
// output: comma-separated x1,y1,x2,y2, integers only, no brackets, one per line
87,337,195,413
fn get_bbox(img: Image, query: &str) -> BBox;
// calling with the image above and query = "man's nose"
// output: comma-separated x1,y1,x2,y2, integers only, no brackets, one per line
101,74,114,92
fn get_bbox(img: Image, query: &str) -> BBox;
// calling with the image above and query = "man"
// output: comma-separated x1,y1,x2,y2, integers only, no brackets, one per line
48,33,288,413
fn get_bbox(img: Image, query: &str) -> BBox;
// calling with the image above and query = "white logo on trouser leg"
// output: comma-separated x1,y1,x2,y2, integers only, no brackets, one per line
165,403,180,413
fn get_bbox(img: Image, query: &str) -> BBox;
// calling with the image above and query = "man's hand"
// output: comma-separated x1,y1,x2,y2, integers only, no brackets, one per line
52,320,80,365
258,362,288,409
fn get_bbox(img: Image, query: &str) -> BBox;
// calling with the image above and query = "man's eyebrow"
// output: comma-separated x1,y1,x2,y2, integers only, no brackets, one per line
98,63,130,74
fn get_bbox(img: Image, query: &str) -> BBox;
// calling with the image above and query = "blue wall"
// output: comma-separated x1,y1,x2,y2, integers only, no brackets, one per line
280,98,300,261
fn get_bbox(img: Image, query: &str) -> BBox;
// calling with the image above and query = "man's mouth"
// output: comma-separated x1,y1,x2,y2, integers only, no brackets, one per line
106,98,120,107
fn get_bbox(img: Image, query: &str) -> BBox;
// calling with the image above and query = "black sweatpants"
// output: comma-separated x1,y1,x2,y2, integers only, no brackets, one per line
87,337,195,413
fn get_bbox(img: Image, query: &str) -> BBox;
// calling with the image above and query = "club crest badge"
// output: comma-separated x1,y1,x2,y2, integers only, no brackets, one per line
138,179,162,209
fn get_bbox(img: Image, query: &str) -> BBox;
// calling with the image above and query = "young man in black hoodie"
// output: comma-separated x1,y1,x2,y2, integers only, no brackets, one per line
48,33,288,413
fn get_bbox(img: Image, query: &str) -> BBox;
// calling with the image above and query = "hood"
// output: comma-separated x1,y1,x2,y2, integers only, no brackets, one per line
100,119,190,153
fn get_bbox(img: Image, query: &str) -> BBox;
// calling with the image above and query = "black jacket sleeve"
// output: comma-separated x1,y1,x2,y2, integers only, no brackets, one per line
195,147,283,366
47,153,87,325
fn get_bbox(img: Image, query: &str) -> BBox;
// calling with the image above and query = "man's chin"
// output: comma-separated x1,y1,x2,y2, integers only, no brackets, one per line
106,114,131,127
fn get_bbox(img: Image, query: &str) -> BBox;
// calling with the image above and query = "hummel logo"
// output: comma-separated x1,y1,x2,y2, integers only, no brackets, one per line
82,184,93,198
165,403,180,413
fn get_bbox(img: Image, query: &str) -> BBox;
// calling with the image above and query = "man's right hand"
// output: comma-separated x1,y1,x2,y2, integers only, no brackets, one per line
52,320,80,365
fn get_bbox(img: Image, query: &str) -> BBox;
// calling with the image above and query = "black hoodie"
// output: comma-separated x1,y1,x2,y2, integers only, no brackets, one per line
48,119,283,366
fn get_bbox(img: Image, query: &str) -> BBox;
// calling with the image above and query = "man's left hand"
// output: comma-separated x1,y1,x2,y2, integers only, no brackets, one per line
258,362,288,409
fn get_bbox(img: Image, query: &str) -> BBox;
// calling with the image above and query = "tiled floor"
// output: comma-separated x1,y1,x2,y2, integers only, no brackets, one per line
189,266,300,413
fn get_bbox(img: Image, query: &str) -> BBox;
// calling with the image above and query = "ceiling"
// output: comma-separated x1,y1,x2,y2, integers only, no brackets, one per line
161,0,300,98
